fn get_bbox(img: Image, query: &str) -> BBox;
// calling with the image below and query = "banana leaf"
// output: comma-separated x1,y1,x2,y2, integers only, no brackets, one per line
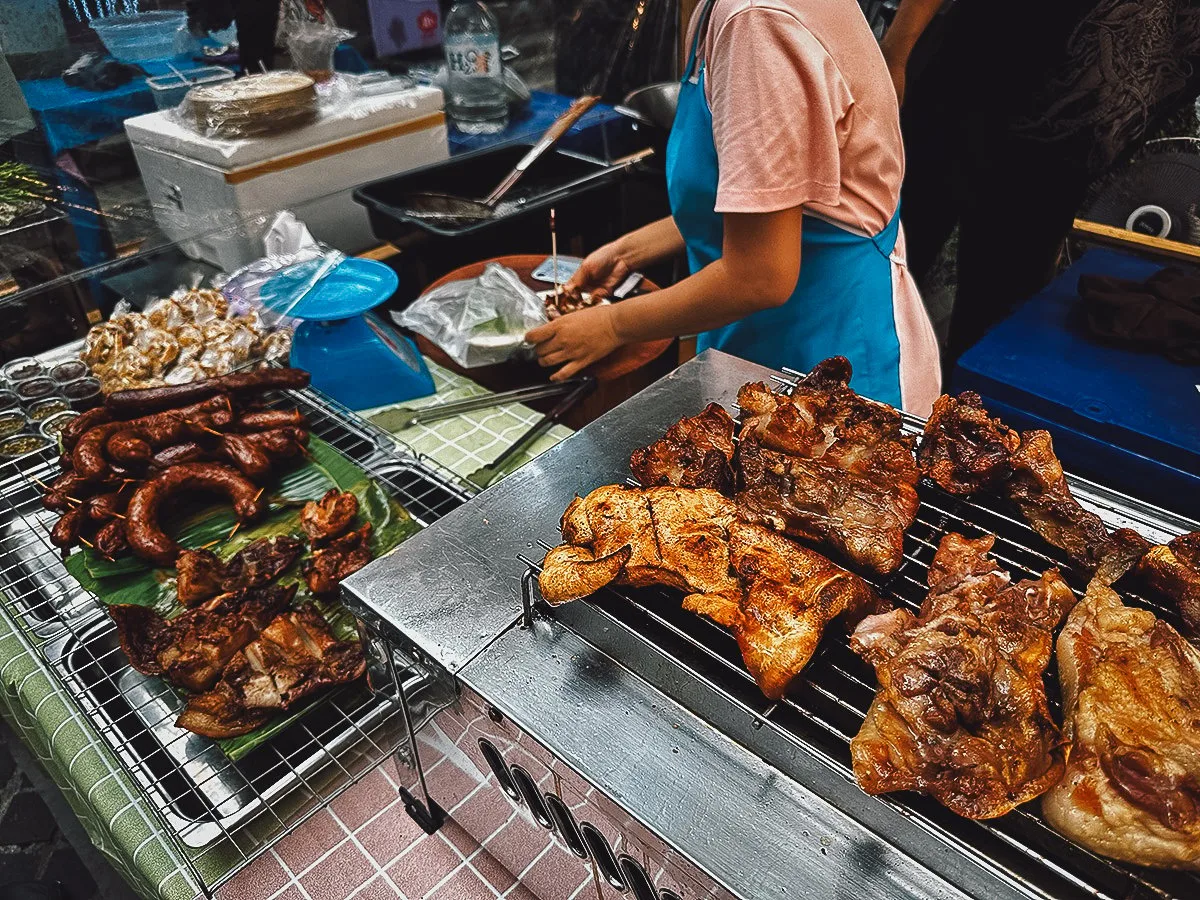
61,437,421,757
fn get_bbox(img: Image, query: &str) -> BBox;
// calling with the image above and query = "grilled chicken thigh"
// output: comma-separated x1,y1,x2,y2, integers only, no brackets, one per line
850,534,1075,818
1043,577,1200,870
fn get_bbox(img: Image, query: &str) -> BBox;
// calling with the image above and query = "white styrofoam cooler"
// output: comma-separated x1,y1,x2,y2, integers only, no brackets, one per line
124,85,449,271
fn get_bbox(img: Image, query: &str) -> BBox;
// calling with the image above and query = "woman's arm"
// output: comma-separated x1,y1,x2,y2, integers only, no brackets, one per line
561,217,687,297
527,207,803,380
879,0,945,103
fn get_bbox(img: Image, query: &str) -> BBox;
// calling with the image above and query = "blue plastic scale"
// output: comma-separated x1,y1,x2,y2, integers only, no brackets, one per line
260,257,435,410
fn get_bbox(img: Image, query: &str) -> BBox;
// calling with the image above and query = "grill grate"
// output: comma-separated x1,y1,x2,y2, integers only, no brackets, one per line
0,385,473,896
521,374,1200,900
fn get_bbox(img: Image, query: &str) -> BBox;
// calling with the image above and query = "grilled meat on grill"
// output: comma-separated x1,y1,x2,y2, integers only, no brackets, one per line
629,403,736,492
1043,577,1200,870
1138,532,1200,637
300,489,359,545
176,604,367,739
303,523,374,597
687,522,882,699
109,584,296,693
850,533,1075,818
176,535,304,606
734,360,920,576
917,392,1019,495
539,485,740,606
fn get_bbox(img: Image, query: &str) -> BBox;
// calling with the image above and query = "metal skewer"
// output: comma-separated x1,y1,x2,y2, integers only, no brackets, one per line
551,208,561,310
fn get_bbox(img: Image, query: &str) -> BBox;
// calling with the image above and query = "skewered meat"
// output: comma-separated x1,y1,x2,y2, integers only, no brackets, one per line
916,392,1018,495
539,485,741,606
687,522,882,699
850,533,1075,819
94,519,128,558
734,359,920,575
238,409,307,431
109,584,295,693
125,463,267,566
176,535,304,606
303,523,374,596
629,403,736,492
177,604,366,739
1043,577,1200,870
50,507,84,551
1138,532,1200,637
104,367,310,417
300,489,359,545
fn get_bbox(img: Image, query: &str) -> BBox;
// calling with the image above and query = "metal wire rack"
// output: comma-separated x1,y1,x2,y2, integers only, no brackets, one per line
0,383,474,897
518,372,1200,900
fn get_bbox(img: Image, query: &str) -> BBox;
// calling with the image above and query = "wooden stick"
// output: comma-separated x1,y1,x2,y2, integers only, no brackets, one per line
254,487,265,502
79,537,94,549
200,539,221,550
550,208,562,310
227,520,241,540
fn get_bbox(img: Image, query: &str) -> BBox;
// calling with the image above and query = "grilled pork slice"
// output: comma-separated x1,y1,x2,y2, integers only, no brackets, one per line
539,485,740,606
1138,532,1200,637
300,489,359,545
303,523,373,596
1043,577,1200,869
850,533,1075,819
176,535,304,606
734,359,920,576
629,403,736,493
687,522,882,699
916,392,1019,495
176,604,367,739
109,584,296,693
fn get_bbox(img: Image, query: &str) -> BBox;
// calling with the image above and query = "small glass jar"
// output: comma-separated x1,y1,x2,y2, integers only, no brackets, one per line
28,396,71,422
2,357,46,384
0,432,52,461
39,410,79,442
50,359,90,384
0,390,19,413
16,376,59,404
0,410,28,440
61,376,102,411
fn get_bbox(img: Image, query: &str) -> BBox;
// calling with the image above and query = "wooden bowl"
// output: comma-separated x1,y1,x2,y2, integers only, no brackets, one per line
413,254,676,427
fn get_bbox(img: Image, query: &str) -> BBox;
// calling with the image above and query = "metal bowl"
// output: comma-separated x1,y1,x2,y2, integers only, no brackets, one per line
616,82,680,131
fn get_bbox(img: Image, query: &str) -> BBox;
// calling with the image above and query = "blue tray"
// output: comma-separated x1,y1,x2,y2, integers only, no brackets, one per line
954,248,1200,516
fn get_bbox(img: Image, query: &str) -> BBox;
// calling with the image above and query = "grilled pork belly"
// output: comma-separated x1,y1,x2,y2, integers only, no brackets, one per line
175,535,304,607
850,533,1075,819
629,403,736,493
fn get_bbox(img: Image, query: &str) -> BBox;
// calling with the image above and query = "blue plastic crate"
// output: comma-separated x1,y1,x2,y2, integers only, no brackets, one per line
953,248,1200,517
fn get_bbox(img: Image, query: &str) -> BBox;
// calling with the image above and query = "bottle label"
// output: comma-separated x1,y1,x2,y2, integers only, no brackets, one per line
445,38,501,78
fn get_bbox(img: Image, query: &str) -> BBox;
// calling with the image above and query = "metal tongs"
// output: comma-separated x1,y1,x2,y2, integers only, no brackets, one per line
369,377,588,432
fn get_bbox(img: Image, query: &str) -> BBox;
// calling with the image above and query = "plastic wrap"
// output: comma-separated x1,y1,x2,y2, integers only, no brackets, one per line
286,23,355,83
174,71,319,139
394,264,549,368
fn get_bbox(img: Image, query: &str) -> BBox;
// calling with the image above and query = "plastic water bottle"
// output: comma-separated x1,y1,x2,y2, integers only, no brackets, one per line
443,1,509,134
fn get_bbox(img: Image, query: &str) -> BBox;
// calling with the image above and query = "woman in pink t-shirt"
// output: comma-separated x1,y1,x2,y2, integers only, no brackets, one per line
526,0,941,414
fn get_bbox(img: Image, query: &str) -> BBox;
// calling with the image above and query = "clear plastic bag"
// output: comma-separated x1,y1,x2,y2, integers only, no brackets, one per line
394,264,549,369
173,71,319,139
286,23,355,83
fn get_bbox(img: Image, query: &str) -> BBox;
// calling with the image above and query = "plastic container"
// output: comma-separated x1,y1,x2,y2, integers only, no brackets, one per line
0,433,52,461
91,11,186,63
0,410,28,441
40,410,79,442
49,360,89,384
147,66,236,111
2,357,45,384
62,377,103,411
28,397,71,422
16,377,59,404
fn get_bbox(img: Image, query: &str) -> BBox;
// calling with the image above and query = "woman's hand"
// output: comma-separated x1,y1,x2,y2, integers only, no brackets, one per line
562,242,632,298
526,303,622,382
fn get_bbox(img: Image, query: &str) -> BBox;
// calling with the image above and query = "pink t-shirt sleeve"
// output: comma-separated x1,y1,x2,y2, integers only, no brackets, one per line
707,8,854,215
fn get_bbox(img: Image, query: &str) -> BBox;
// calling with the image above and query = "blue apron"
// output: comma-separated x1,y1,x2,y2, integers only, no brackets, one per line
665,0,905,407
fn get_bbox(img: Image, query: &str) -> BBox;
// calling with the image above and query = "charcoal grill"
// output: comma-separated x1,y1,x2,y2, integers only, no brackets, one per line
0,345,474,896
345,350,1200,900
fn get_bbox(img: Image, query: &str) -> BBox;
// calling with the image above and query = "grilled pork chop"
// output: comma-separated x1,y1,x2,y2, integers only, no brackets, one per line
1043,577,1200,870
629,403,736,492
916,392,1018,495
734,359,920,576
177,604,367,739
300,489,359,545
176,535,304,606
109,584,296,693
850,533,1075,818
1138,532,1200,637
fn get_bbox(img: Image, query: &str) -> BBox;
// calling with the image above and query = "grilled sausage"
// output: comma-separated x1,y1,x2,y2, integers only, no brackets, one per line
73,422,128,480
50,507,84,550
85,492,128,523
238,410,307,431
105,369,310,416
246,427,308,459
150,442,212,469
108,432,154,465
61,407,111,452
94,519,128,558
126,463,267,566
219,433,272,480
42,472,92,511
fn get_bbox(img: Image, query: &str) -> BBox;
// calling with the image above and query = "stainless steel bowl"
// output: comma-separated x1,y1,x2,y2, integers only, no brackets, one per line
616,82,680,131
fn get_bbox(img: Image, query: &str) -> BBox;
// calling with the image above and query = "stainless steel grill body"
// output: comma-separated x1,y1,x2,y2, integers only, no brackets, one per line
346,350,1200,900
0,346,474,895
